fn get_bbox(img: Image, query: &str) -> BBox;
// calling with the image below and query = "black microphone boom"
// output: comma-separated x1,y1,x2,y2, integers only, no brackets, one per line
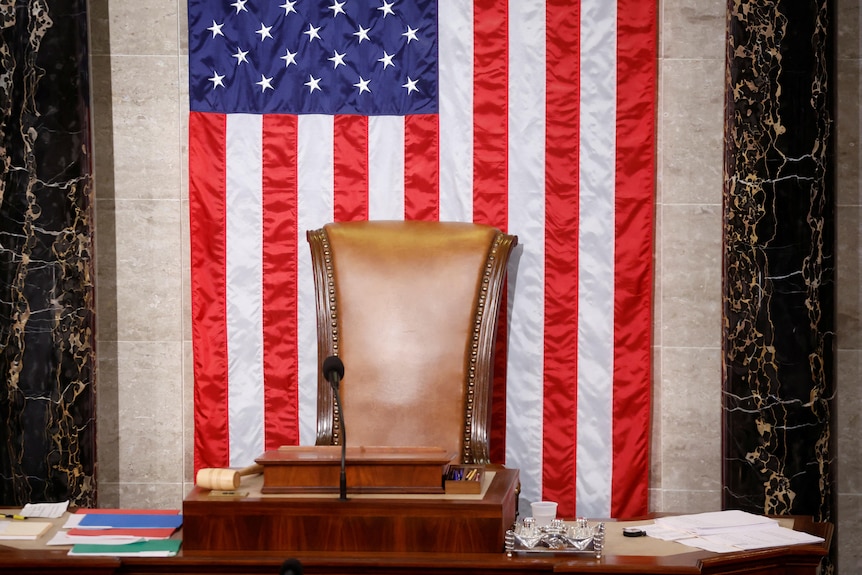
322,355,347,500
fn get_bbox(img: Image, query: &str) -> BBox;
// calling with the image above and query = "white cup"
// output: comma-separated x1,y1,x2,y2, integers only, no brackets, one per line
531,501,558,527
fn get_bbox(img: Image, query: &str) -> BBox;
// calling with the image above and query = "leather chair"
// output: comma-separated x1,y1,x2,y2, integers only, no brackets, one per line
307,220,517,464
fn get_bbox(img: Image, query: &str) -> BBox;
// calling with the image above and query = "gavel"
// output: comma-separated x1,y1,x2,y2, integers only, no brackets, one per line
195,463,263,490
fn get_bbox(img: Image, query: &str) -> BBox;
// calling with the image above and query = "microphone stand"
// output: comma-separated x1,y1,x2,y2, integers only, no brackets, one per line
330,377,348,501
323,355,347,501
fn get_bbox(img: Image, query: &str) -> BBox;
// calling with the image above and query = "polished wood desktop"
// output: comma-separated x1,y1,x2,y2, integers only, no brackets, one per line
0,514,831,575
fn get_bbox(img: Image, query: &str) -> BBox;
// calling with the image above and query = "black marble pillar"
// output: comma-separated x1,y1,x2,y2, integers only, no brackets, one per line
722,0,835,548
0,1,96,506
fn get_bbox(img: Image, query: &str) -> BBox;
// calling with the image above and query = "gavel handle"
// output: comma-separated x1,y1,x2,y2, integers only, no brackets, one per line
238,464,264,477
196,463,265,491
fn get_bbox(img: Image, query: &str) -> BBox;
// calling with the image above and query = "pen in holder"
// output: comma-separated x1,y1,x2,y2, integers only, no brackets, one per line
444,465,484,494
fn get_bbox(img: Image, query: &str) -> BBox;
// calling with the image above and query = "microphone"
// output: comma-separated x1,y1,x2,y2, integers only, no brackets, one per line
323,355,344,386
280,558,303,575
322,355,347,500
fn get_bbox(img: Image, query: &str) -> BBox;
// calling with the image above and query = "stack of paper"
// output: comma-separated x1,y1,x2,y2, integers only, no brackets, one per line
0,519,53,540
0,500,68,541
643,510,825,553
52,509,183,557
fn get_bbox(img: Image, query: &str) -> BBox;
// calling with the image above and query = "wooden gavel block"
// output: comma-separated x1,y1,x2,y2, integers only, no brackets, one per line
195,464,263,490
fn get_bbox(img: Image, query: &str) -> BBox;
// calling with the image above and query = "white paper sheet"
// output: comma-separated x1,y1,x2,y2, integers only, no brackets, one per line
654,510,778,535
20,501,70,519
46,531,145,546
643,511,824,554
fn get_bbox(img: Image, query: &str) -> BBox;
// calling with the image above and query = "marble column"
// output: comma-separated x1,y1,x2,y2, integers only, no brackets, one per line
0,1,96,506
723,0,835,543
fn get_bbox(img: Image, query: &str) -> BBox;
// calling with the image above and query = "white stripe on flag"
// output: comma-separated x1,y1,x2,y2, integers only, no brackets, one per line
369,116,405,220
297,114,335,446
506,0,547,508
226,113,265,466
438,0,473,222
576,0,617,517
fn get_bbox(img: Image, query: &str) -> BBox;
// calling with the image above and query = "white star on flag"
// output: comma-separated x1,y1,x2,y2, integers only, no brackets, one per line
281,49,298,67
305,75,321,92
353,25,371,43
354,76,371,94
256,24,274,41
329,1,346,17
256,75,274,91
304,23,321,42
378,0,395,18
232,48,249,65
207,20,224,38
208,71,225,89
402,76,418,94
403,26,418,43
329,50,347,68
378,51,395,69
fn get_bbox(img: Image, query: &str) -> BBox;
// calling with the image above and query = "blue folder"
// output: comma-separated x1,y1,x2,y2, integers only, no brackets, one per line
77,513,183,530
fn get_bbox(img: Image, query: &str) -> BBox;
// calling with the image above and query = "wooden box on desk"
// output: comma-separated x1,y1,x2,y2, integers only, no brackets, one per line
256,445,454,494
181,466,519,554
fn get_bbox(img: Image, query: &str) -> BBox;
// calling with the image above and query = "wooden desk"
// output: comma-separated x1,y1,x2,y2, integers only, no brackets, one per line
0,516,831,575
182,468,520,553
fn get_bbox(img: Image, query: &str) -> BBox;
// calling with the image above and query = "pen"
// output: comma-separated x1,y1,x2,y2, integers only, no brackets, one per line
2,514,27,520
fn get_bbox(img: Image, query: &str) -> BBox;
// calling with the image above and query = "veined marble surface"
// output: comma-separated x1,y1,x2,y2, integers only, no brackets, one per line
723,0,835,522
0,0,96,507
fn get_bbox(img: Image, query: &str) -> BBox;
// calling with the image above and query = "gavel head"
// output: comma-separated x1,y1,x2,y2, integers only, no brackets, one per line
195,467,241,490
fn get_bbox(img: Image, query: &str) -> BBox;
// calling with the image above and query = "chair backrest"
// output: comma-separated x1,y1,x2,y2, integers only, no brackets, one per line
307,220,517,464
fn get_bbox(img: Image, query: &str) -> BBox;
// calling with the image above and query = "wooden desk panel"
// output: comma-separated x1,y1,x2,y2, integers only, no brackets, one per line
182,468,520,554
149,515,830,575
0,546,831,575
0,547,119,574
118,538,830,575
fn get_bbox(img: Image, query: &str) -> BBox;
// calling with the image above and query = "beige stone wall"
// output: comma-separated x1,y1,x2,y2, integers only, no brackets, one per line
88,0,860,572
652,0,726,514
90,0,193,506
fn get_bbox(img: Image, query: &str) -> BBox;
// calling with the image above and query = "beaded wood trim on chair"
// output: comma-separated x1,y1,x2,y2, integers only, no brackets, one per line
461,232,509,463
318,232,342,444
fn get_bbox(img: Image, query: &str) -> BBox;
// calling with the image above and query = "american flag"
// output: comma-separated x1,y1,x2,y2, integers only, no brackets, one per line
188,0,656,519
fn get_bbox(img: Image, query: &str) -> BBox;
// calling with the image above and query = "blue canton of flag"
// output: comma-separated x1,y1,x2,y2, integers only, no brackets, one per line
188,0,438,116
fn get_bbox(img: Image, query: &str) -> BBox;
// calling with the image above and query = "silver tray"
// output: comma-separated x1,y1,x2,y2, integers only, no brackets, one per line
505,519,605,558
511,542,599,555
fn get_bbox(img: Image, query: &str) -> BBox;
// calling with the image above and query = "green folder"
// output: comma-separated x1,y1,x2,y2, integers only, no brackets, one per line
68,539,181,557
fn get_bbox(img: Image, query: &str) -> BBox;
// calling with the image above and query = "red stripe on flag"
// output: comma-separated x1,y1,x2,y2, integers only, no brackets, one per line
262,115,300,449
490,294,508,464
543,1,581,516
611,0,656,518
473,0,510,464
189,111,230,471
472,0,509,228
333,115,369,221
404,114,439,221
